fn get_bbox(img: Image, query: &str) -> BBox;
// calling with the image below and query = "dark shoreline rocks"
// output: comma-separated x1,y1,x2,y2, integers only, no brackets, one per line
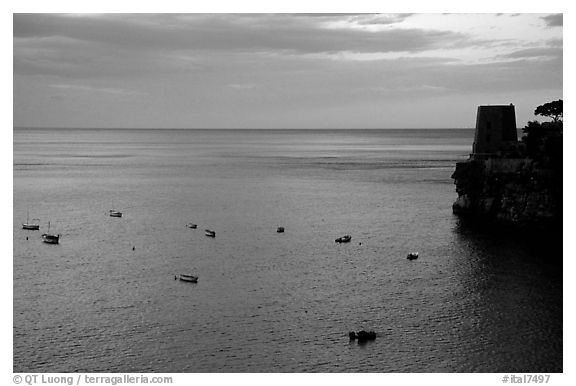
451,157,562,228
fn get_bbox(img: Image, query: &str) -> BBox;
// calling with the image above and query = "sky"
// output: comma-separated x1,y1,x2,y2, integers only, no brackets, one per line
13,13,563,129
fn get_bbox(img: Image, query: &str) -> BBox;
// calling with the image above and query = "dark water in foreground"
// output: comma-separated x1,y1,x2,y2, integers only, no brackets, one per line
13,129,562,372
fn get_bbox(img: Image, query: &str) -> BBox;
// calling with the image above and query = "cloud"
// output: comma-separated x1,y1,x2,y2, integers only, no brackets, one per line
546,38,563,48
430,57,562,95
14,13,469,56
49,83,145,96
349,14,414,25
13,13,480,82
498,47,562,60
541,14,562,27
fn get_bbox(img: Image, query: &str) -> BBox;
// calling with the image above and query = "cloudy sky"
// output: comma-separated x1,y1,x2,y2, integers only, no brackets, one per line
13,13,562,129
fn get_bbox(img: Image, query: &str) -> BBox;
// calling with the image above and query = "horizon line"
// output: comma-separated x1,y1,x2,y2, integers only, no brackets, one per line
13,126,476,130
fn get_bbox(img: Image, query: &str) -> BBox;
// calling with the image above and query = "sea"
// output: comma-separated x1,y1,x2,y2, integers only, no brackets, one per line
12,128,562,373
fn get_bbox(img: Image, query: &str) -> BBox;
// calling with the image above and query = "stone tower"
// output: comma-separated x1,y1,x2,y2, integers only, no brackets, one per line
472,104,518,157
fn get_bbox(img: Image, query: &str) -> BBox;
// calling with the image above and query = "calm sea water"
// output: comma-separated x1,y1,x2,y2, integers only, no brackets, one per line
13,128,562,372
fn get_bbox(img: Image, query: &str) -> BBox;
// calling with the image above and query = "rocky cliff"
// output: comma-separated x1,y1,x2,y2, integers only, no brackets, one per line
451,156,562,227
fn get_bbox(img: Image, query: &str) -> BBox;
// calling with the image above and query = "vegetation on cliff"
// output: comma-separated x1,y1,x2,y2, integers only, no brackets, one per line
522,100,562,167
534,99,563,123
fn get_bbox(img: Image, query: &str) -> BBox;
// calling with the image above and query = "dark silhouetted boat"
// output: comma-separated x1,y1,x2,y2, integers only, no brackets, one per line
22,211,40,230
109,210,122,218
407,252,419,260
42,221,60,244
335,235,352,243
349,330,377,342
205,229,216,238
277,227,285,233
186,223,198,229
177,274,198,283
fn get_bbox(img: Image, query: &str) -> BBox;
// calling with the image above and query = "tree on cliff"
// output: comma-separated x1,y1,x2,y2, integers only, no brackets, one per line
522,100,562,165
534,99,563,123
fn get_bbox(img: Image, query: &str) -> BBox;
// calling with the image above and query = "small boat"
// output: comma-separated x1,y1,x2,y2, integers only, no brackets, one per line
42,221,60,244
177,274,198,283
407,252,419,260
204,229,216,238
22,211,40,230
42,234,60,244
277,227,285,233
349,330,377,342
186,223,198,229
335,235,352,243
109,210,122,218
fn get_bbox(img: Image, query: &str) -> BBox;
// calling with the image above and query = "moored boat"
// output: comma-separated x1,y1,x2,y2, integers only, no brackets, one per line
277,227,285,233
177,274,198,283
22,211,40,230
42,221,60,244
204,229,216,238
109,210,122,218
407,252,419,260
349,330,377,342
42,234,60,244
186,223,198,229
335,235,352,243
